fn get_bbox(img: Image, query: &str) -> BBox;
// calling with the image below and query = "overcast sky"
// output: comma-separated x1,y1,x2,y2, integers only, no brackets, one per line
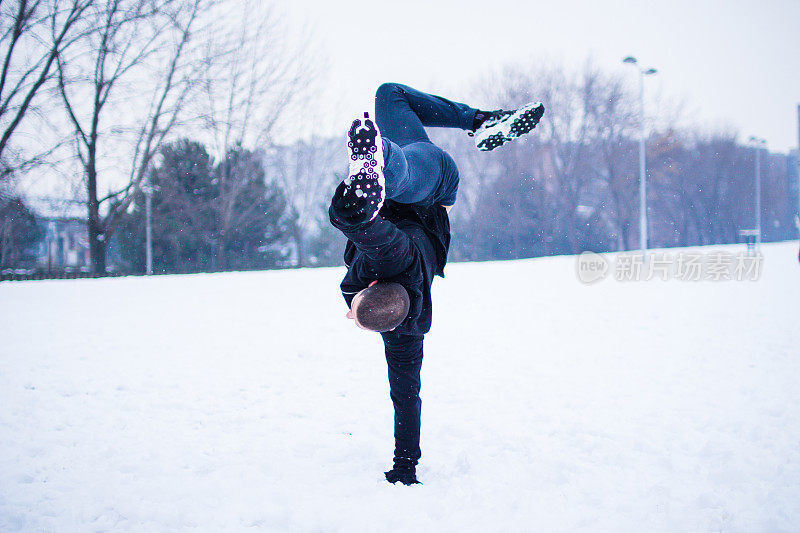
279,0,800,152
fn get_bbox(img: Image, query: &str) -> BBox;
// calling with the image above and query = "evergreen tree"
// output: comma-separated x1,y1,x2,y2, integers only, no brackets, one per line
115,139,290,273
0,196,43,269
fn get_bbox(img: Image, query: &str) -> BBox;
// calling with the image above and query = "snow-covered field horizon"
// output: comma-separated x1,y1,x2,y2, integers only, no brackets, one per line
2,242,799,532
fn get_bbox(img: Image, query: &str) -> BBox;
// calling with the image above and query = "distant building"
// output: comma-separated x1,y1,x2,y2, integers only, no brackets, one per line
36,217,91,272
26,197,92,273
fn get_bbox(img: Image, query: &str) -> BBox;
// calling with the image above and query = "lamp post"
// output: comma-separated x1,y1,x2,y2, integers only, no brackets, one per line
142,180,158,275
623,56,657,259
748,136,767,249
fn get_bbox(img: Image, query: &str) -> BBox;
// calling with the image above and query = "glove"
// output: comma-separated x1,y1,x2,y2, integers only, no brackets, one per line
331,179,371,225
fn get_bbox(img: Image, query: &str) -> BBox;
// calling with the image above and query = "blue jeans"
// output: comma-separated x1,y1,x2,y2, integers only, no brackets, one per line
375,83,478,208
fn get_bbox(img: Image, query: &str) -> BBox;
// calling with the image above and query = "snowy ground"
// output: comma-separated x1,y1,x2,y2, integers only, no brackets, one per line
1,242,799,532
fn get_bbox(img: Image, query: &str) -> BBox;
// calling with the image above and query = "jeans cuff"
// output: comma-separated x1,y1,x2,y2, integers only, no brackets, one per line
463,108,479,131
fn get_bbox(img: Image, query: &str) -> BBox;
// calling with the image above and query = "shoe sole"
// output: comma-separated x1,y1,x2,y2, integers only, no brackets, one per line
476,102,545,152
345,112,385,220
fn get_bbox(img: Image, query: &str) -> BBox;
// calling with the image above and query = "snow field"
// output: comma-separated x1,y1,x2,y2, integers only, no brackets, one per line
1,242,799,531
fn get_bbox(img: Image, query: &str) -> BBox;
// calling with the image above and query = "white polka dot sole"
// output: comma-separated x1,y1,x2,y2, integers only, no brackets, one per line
345,112,386,221
475,102,545,152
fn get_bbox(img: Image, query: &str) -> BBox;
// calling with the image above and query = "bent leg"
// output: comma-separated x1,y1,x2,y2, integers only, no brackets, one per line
382,141,459,207
375,83,472,207
375,83,478,147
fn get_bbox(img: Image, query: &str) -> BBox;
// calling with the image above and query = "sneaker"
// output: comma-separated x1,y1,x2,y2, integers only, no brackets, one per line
344,112,385,221
473,101,545,151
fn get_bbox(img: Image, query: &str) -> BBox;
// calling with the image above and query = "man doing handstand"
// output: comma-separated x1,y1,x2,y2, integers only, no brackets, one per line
329,83,544,485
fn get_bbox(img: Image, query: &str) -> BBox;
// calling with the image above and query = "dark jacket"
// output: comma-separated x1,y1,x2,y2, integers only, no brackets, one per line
328,200,450,468
330,199,450,338
329,198,450,466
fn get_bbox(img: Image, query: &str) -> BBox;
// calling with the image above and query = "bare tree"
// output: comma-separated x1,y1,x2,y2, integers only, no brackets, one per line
267,136,343,266
454,62,611,255
436,61,658,257
195,0,319,268
56,0,208,273
580,66,640,250
196,1,316,153
0,0,94,177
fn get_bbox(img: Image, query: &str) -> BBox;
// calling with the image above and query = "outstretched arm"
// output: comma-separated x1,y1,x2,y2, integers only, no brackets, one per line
329,184,416,280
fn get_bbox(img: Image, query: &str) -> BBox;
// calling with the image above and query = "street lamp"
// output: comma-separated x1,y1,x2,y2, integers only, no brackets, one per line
748,136,767,249
623,56,657,259
141,180,159,275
